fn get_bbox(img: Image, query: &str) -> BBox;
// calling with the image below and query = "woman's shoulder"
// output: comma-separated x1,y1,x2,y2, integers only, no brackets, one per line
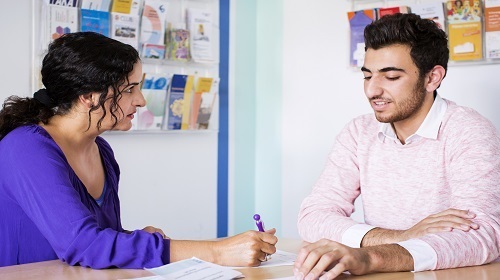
0,124,65,174
1,124,54,149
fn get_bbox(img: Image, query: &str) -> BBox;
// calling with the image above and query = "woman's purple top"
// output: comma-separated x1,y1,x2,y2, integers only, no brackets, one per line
0,125,170,268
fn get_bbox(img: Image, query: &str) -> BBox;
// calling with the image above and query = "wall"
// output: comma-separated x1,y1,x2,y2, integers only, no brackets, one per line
230,0,257,235
229,0,284,235
103,132,218,239
1,0,32,100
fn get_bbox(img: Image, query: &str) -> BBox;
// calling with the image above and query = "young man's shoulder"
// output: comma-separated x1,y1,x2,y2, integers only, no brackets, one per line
348,113,379,132
442,99,497,136
334,113,379,144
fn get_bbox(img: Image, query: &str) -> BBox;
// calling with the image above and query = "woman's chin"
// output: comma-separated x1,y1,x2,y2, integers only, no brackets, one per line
108,121,133,132
113,125,132,132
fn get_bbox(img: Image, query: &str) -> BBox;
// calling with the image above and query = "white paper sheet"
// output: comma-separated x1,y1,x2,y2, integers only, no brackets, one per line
145,257,243,280
229,250,297,268
120,276,167,280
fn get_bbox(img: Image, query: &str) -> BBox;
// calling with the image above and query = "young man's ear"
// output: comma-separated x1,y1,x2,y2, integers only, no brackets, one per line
425,65,446,92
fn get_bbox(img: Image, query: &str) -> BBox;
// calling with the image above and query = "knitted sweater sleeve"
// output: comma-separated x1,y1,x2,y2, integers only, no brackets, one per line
297,119,363,242
418,110,500,269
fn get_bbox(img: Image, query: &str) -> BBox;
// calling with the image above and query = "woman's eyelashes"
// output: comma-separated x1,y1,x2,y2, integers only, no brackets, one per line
122,86,134,93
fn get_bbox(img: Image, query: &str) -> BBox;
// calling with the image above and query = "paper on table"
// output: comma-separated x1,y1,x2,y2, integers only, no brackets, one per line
145,257,243,280
119,276,166,280
229,250,297,268
260,250,297,268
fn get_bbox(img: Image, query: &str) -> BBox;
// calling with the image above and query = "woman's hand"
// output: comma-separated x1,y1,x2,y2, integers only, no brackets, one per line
213,228,278,267
142,226,168,239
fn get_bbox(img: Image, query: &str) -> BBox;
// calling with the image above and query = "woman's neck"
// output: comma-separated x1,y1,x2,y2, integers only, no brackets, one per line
41,114,98,152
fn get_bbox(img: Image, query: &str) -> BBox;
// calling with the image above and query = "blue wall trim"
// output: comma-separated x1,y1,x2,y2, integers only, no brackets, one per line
217,0,229,238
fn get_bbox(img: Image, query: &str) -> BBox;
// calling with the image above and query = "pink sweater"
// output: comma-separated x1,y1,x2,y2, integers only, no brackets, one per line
298,100,499,270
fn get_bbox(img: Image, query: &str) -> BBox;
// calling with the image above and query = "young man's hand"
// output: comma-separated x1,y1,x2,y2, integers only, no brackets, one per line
294,239,412,280
362,208,478,246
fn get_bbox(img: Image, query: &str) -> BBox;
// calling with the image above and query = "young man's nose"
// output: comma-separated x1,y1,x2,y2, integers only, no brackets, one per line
364,78,383,98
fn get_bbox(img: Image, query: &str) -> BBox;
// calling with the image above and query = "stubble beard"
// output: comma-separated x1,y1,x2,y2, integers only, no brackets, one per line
374,77,427,123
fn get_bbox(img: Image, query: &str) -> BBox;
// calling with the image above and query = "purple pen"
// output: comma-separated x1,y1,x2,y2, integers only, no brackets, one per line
253,214,265,232
253,214,272,262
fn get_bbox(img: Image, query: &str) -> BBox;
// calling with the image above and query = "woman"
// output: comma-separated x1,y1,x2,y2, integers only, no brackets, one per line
0,32,277,269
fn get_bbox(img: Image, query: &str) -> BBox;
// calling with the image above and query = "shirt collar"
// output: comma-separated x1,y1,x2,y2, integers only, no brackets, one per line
377,94,448,144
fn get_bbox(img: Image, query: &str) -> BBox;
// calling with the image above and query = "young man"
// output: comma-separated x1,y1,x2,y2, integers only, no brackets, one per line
295,13,499,280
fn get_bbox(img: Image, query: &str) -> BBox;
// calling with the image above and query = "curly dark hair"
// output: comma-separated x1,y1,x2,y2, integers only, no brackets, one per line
364,13,449,79
0,32,140,140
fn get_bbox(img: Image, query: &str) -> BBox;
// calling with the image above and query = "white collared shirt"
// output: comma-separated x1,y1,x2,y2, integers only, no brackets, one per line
377,94,448,145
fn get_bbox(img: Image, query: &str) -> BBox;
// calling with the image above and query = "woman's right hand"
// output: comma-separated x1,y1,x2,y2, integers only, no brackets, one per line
213,228,278,267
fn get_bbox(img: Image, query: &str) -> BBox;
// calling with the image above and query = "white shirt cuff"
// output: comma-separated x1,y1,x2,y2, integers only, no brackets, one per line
341,224,376,248
398,239,437,272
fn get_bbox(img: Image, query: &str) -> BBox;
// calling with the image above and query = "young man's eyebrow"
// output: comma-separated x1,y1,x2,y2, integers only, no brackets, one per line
361,66,406,73
379,67,406,73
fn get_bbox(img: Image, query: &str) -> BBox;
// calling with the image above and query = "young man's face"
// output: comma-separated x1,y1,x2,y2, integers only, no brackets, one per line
361,44,427,124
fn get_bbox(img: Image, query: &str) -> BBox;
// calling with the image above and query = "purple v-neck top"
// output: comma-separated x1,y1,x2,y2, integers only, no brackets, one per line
0,125,170,268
